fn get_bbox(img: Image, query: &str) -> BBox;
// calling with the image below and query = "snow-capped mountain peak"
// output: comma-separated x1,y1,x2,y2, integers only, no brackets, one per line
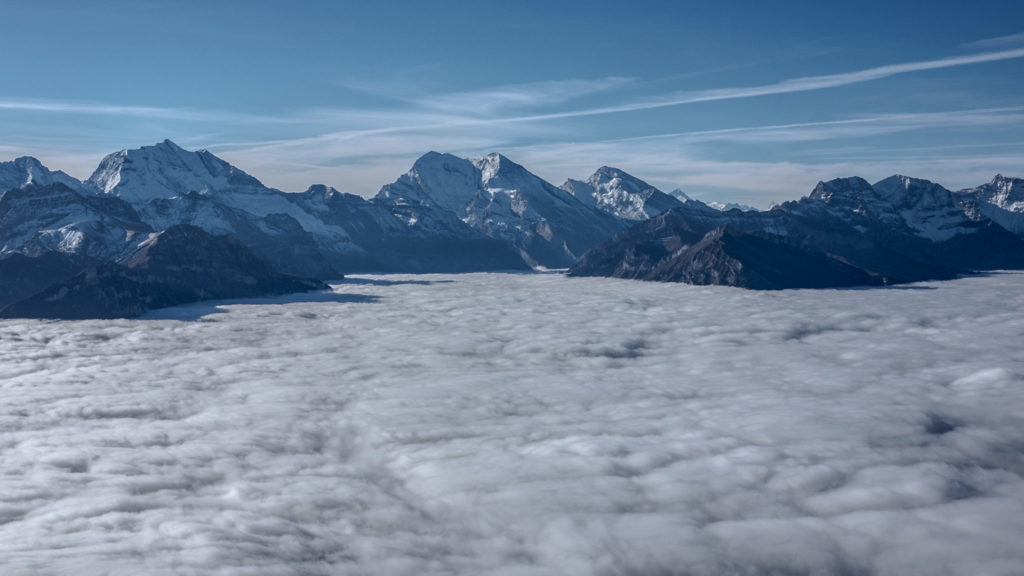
0,156,84,194
86,139,267,204
971,174,1024,209
706,201,758,212
808,177,875,203
669,188,692,201
472,152,515,183
376,151,482,213
872,174,954,211
559,166,684,220
377,151,625,268
955,174,1024,234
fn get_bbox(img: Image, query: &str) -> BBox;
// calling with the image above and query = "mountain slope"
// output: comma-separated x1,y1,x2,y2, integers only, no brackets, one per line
0,182,151,259
560,166,685,220
571,174,1024,288
377,152,626,268
87,139,266,202
0,225,326,319
0,251,94,309
956,174,1024,235
82,141,528,275
1,156,85,193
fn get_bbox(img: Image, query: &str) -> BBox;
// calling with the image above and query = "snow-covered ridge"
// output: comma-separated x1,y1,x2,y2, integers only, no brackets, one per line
86,139,266,203
560,166,685,220
0,156,85,193
800,175,978,241
2,141,1023,280
956,174,1024,234
376,151,626,268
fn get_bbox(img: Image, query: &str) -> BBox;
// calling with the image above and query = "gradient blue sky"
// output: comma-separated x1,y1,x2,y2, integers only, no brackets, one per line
2,0,1023,206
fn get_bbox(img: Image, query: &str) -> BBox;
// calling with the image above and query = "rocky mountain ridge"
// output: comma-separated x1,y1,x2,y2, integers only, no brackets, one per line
2,140,1023,316
570,174,1024,288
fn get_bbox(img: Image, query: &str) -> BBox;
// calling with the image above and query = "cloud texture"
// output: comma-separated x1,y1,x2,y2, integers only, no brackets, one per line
1,272,1023,575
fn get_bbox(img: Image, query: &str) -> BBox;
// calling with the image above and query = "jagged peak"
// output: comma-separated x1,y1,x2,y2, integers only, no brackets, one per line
1,156,84,192
809,177,874,201
991,173,1022,185
586,166,655,190
472,152,527,182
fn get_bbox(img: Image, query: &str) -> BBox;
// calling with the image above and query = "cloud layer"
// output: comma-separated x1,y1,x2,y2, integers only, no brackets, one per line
1,272,1023,574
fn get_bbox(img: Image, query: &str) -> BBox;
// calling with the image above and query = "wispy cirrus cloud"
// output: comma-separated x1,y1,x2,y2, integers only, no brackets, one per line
0,98,289,125
482,46,1024,124
0,98,212,121
964,32,1024,49
225,46,1024,146
651,106,1024,144
6,46,1024,134
7,45,1024,203
505,137,1024,208
412,77,633,116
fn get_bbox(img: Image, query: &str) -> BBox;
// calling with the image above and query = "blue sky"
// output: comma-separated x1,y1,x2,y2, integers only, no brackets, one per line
2,0,1023,206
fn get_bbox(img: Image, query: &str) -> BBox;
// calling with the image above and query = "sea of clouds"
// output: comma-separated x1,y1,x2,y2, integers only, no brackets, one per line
1,272,1023,575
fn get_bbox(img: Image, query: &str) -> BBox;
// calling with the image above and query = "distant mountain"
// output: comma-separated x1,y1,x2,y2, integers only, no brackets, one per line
560,167,685,220
87,139,266,203
956,174,1024,235
81,140,528,276
3,141,1023,314
0,156,85,193
0,144,539,318
0,225,326,319
0,182,151,259
377,152,626,268
666,188,758,213
706,201,758,212
570,174,1024,288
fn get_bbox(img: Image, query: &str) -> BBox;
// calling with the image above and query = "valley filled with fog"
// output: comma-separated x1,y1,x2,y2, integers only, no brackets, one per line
2,272,1023,575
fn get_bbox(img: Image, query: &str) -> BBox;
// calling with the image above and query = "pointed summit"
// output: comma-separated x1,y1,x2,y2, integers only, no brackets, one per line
377,151,625,267
956,174,1024,234
560,165,685,220
86,140,266,204
1,156,84,194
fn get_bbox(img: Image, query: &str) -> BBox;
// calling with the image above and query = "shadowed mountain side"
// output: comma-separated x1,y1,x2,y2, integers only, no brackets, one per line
0,225,326,319
0,252,94,308
569,174,1024,288
568,220,884,289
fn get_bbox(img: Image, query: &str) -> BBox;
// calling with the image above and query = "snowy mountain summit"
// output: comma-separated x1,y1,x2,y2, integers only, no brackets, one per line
571,173,1024,288
86,139,266,203
0,156,84,194
560,166,686,221
3,140,1024,316
802,175,974,241
377,152,626,268
956,174,1024,234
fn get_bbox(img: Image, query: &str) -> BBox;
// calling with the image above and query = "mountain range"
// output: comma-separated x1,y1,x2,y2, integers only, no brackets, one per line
1,140,1023,317
569,174,1024,287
